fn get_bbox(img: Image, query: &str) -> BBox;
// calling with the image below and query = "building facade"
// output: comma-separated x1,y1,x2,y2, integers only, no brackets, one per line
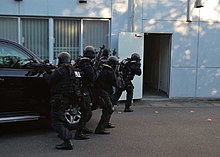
0,0,220,99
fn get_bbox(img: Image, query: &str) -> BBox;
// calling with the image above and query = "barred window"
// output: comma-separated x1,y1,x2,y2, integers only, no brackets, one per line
54,19,81,60
21,18,49,60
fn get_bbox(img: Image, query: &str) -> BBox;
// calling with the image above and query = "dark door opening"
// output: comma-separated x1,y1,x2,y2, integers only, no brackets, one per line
143,33,172,98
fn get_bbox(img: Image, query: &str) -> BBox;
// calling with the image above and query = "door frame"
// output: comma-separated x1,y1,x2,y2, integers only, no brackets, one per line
143,33,172,97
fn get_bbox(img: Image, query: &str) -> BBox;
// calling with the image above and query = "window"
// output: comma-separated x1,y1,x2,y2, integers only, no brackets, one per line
83,20,109,50
54,19,81,60
0,17,18,42
0,17,111,63
0,43,31,68
21,18,49,60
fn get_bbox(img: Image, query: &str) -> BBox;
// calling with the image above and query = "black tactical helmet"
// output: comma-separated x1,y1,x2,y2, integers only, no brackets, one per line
131,53,141,61
83,45,95,59
107,56,119,66
58,52,71,64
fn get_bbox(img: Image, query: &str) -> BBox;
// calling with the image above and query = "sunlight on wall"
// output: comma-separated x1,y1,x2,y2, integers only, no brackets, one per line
63,1,111,18
144,0,156,8
62,8,71,16
99,8,111,17
216,69,220,77
75,6,85,14
185,49,191,60
148,19,156,24
88,11,97,17
177,49,191,63
169,9,178,18
191,25,198,32
113,0,128,14
90,0,105,2
161,0,175,7
143,19,158,31
174,21,189,36
211,88,218,96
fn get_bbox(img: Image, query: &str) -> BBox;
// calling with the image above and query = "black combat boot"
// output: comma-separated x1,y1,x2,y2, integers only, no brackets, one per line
82,127,93,134
95,129,110,134
55,140,73,150
74,129,90,140
95,123,110,134
105,123,115,129
124,107,133,112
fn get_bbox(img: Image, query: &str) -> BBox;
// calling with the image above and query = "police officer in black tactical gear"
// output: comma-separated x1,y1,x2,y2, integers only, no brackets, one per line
74,45,97,140
112,53,142,112
94,56,119,134
45,52,78,150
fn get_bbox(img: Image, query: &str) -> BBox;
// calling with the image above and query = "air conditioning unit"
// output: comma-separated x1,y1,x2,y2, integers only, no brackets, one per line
195,0,205,8
79,0,87,3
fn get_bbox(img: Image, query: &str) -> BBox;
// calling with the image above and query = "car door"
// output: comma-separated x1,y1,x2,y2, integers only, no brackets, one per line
0,41,50,116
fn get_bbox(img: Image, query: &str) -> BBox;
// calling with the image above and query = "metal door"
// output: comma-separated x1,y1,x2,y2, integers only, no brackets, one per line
118,32,144,100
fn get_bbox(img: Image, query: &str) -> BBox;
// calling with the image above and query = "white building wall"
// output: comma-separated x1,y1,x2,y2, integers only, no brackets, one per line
111,0,130,50
0,0,220,98
0,0,111,18
140,0,220,98
196,21,220,97
0,0,19,15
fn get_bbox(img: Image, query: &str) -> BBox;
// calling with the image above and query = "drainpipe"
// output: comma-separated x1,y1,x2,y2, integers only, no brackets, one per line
131,0,136,32
186,0,192,22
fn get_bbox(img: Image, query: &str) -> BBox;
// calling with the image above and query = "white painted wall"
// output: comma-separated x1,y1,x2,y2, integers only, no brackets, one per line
0,0,220,98
140,0,220,98
0,0,111,18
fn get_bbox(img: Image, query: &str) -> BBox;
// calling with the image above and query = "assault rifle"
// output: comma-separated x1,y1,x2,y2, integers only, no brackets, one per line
25,59,57,77
112,48,117,56
93,45,106,71
93,45,118,69
97,45,105,59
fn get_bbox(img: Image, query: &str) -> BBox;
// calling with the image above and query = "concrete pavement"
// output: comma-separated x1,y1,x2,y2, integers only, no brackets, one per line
1,99,220,157
106,99,220,157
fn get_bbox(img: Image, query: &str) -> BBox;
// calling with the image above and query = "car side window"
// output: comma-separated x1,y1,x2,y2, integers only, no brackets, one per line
0,44,31,69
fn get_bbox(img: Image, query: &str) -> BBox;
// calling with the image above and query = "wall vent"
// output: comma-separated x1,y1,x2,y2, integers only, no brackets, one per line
79,0,87,3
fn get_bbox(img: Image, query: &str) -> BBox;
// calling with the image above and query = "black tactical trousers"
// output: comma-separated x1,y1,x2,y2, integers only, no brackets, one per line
50,95,72,141
77,88,92,130
96,92,114,131
112,82,134,108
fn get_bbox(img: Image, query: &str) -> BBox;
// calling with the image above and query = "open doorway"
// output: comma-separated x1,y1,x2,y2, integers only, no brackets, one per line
143,33,172,98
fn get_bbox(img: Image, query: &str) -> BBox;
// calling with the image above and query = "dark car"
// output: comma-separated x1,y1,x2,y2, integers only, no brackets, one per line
0,38,55,123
